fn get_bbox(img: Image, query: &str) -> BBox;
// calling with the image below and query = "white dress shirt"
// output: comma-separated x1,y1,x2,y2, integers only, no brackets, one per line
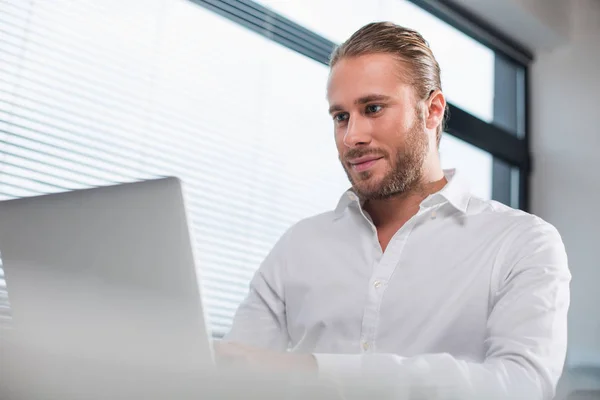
225,169,571,399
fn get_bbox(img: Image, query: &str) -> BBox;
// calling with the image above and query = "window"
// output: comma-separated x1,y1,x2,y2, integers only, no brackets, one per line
0,0,348,336
212,0,529,205
439,134,493,201
0,0,531,336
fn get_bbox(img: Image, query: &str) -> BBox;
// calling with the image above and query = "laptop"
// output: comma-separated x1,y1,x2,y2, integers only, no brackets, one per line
0,177,216,399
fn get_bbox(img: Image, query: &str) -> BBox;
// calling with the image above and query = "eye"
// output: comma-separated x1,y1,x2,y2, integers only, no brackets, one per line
365,104,383,114
333,112,349,123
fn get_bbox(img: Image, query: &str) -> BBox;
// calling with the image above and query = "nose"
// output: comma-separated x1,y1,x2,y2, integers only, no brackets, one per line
343,115,372,148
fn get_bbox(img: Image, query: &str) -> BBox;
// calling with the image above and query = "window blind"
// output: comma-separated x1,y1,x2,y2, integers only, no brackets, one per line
0,0,348,337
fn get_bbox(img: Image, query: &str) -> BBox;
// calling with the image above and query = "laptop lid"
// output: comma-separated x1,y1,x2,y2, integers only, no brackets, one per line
0,177,214,398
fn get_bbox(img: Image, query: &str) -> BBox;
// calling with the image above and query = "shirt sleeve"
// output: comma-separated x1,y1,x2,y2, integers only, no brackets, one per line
223,227,292,351
313,219,571,400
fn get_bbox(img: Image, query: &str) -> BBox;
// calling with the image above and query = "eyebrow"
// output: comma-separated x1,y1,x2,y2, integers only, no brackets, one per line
328,94,393,114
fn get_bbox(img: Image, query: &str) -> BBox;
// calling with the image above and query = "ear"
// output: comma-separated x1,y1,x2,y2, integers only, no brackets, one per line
424,90,446,132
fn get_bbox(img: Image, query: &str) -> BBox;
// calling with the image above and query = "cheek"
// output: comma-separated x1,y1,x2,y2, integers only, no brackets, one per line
380,116,402,135
375,116,410,147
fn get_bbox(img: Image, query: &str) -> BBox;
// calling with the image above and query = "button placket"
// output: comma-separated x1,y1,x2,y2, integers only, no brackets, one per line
359,219,418,351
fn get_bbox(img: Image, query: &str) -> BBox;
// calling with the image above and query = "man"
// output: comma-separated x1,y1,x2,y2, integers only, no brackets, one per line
216,22,570,399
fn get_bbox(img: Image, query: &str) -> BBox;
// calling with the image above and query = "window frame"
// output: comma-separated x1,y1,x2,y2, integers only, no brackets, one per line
191,0,531,210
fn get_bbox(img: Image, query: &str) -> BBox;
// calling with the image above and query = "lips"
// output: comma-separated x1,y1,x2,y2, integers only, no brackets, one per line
348,155,384,172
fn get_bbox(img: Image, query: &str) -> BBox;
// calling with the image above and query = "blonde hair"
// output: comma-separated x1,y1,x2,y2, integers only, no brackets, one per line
330,22,447,145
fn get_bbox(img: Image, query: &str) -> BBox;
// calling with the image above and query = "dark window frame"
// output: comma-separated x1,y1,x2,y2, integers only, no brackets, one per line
192,0,531,211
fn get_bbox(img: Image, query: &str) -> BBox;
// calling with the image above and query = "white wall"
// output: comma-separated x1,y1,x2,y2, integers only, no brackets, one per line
529,0,600,370
450,0,570,51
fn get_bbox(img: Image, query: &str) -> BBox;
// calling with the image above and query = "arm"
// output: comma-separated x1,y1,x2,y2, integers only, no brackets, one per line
223,229,291,351
314,221,571,400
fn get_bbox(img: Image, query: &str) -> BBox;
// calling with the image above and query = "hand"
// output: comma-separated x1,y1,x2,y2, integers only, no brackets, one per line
214,341,317,374
214,342,346,400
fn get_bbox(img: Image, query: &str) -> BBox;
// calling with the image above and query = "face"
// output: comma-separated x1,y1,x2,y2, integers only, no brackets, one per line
327,53,432,200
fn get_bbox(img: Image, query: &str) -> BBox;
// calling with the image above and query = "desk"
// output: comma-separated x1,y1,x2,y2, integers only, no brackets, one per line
0,335,344,400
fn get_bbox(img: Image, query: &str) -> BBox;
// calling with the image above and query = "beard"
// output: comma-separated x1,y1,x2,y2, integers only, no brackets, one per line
340,116,429,201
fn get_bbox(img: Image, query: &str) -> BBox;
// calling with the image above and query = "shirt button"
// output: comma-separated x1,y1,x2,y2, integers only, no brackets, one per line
373,280,382,288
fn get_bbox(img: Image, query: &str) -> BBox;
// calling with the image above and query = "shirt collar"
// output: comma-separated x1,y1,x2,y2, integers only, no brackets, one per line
334,168,471,218
334,188,361,217
420,169,471,213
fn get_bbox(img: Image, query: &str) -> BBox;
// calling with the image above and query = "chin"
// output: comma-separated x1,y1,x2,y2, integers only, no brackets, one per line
353,169,384,185
352,178,385,197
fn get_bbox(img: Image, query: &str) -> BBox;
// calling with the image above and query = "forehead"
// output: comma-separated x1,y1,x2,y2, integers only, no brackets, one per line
326,53,412,103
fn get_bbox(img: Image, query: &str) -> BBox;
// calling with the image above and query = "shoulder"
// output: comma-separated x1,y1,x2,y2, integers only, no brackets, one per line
467,196,562,241
281,210,340,244
466,197,570,283
258,210,341,274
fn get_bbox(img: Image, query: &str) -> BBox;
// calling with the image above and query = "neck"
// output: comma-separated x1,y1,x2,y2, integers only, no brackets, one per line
364,169,447,229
